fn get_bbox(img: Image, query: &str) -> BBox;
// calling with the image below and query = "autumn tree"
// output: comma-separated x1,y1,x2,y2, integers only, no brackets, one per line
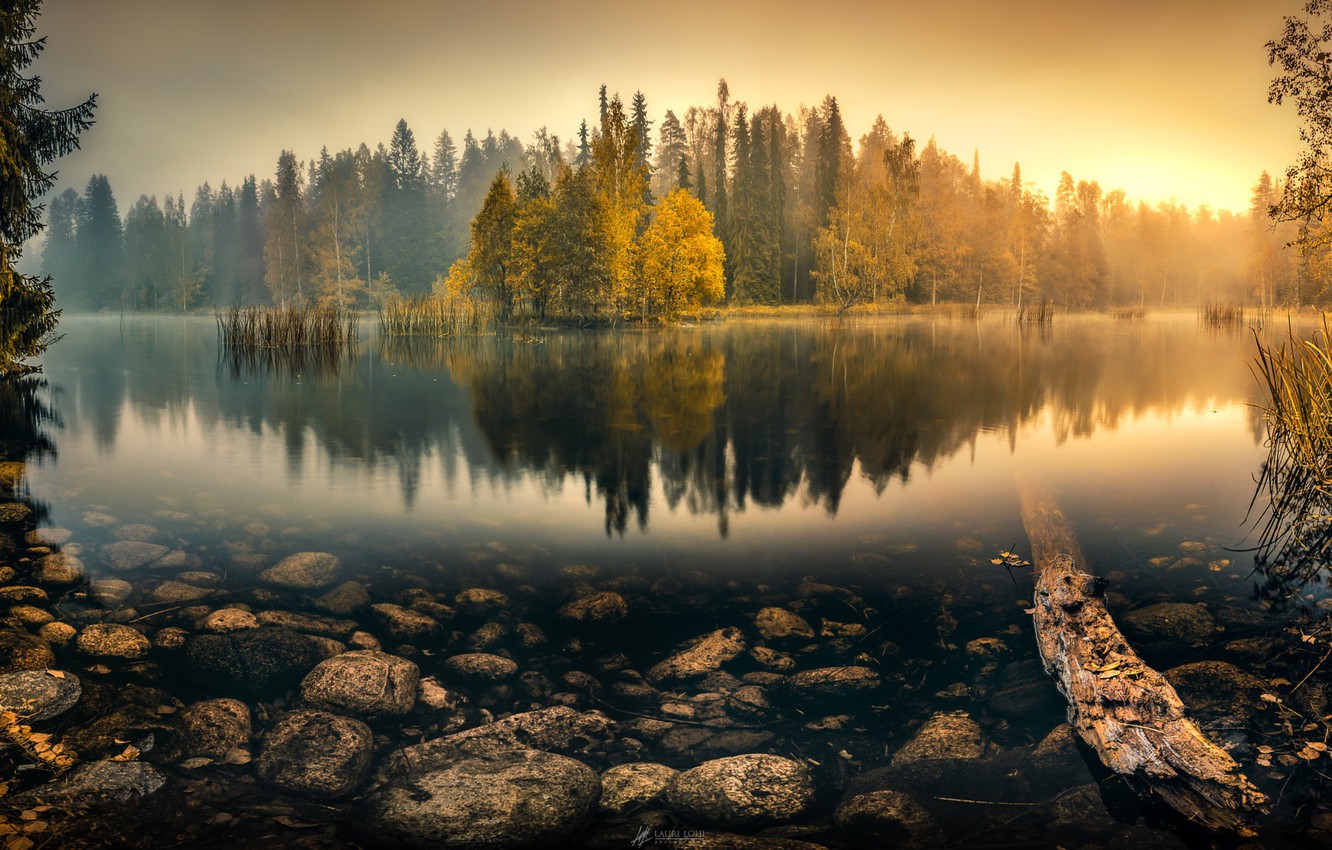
468,171,518,317
634,189,725,321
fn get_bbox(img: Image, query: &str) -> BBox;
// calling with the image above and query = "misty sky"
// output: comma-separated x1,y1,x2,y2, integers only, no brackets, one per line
33,0,1301,216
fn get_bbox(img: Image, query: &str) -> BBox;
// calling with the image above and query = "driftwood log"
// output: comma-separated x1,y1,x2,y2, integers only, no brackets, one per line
1018,477,1266,835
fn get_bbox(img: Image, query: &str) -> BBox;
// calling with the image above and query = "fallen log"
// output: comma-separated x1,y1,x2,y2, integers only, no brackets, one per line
1017,477,1266,835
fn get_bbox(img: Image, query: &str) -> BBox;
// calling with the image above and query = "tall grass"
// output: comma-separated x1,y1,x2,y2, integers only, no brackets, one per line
1250,317,1332,591
1016,299,1054,324
216,304,357,349
1113,306,1146,321
1200,303,1246,329
378,292,497,338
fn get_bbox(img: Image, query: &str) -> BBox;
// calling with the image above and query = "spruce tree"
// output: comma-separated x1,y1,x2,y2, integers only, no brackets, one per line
0,0,96,374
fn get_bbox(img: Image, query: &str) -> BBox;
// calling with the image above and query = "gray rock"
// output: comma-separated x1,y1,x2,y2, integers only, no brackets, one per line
371,602,443,641
834,789,946,845
0,669,81,722
146,580,216,605
599,762,679,814
257,609,359,638
387,707,614,775
6,759,167,809
454,587,509,617
1121,603,1217,645
361,747,600,849
198,608,260,632
88,578,133,608
666,754,816,827
755,607,815,644
26,527,73,547
257,709,372,798
986,659,1065,720
111,523,161,542
300,650,419,718
647,628,747,682
1164,660,1269,728
180,697,251,759
258,551,341,590
314,580,370,615
786,665,880,698
76,623,150,660
442,652,517,681
30,552,85,587
99,540,169,571
184,627,321,697
892,711,985,765
558,591,628,625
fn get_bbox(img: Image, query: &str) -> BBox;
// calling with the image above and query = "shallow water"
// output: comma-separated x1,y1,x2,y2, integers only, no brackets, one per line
5,312,1328,847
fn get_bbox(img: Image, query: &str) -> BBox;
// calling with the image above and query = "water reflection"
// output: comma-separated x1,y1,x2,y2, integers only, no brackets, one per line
35,315,1264,538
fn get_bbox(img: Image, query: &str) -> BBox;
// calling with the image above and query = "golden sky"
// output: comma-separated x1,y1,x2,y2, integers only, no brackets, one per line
35,0,1300,214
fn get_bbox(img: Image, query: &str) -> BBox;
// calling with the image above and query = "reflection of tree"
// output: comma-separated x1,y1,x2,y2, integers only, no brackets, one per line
0,376,58,550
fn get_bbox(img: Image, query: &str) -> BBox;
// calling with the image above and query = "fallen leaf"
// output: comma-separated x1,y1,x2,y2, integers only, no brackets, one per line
44,671,65,680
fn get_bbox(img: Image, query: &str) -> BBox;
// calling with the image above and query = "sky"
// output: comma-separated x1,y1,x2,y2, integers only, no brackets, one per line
32,0,1304,216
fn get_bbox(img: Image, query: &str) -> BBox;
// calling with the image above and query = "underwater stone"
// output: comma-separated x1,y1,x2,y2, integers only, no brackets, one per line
99,541,169,571
75,623,150,660
666,754,816,828
300,650,419,719
258,551,341,590
0,669,81,722
256,709,372,798
892,711,985,765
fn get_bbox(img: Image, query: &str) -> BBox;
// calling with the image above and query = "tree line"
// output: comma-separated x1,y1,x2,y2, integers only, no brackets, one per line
42,80,1284,319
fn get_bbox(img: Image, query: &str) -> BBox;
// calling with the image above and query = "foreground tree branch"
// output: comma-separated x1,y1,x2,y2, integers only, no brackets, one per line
1017,477,1267,835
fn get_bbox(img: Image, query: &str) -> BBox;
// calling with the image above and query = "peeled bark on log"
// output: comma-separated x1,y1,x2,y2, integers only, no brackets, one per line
1018,477,1266,835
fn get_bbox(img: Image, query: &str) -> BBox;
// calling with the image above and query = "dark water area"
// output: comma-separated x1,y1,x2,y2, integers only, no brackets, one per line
1,313,1329,848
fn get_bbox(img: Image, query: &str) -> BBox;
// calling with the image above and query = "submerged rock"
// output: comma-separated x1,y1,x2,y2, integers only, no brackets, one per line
314,580,371,616
0,669,81,722
1121,603,1217,645
300,650,419,718
7,759,168,809
183,627,321,697
786,666,880,699
442,652,517,682
666,754,817,828
388,707,614,774
99,540,169,571
834,789,945,846
755,607,816,644
558,591,628,626
599,762,678,814
29,552,86,588
258,551,342,590
256,709,373,798
371,602,444,641
360,747,600,849
76,623,150,660
180,697,252,760
892,711,985,765
647,628,746,682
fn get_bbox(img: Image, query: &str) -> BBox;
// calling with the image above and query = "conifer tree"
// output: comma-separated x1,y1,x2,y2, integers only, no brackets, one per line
0,0,96,374
40,187,79,306
75,174,123,309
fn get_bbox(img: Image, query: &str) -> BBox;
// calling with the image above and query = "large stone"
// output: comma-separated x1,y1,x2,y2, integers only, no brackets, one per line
986,659,1066,720
755,607,816,644
0,669,81,722
6,759,167,809
76,623,150,660
647,628,747,682
300,650,419,718
180,697,252,760
600,762,679,814
558,591,628,626
1121,603,1217,645
0,630,55,674
371,603,443,641
256,709,372,798
386,707,614,775
666,754,817,828
360,747,600,849
29,552,86,588
258,551,341,590
834,789,946,845
256,609,359,638
183,627,321,697
99,540,169,571
1164,660,1270,730
146,580,216,605
442,652,517,681
892,711,985,765
314,580,370,615
786,666,880,699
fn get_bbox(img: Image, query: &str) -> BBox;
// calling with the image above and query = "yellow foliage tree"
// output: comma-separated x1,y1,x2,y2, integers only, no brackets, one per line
633,189,725,322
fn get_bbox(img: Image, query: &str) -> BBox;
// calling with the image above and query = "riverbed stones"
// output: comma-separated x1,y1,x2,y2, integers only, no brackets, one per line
388,707,615,773
0,669,81,722
76,623,150,660
183,627,321,697
371,602,443,641
665,754,816,828
0,585,47,605
26,527,72,547
111,523,161,542
29,552,85,587
892,711,985,765
647,627,746,682
360,747,600,849
256,709,372,798
599,762,678,814
146,580,216,605
300,650,419,718
7,759,168,809
442,652,518,681
314,580,370,615
755,607,816,644
1121,602,1217,645
198,607,259,632
256,609,358,638
258,551,341,590
88,578,133,608
454,587,509,617
180,697,251,759
834,789,945,845
0,502,31,524
786,665,881,699
1164,660,1270,729
558,591,628,626
99,540,169,571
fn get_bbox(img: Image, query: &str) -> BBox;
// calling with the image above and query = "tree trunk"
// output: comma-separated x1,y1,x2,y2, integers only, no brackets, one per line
1017,476,1266,836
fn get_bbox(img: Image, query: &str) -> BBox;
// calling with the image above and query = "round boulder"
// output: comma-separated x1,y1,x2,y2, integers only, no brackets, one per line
256,709,372,798
258,552,341,590
892,712,986,765
1121,603,1217,645
755,607,815,645
183,627,321,697
29,552,86,588
360,748,600,849
76,623,150,660
666,754,816,828
99,540,169,571
834,789,945,845
300,650,419,718
558,592,628,626
180,697,252,760
442,652,517,682
0,669,81,722
600,762,678,814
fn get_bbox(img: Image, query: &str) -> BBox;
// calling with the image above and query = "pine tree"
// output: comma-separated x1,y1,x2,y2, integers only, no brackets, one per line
0,0,96,374
816,96,845,228
75,175,123,309
575,120,592,169
263,152,305,303
40,187,79,306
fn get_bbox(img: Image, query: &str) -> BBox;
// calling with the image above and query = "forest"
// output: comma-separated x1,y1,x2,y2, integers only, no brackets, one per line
37,81,1296,319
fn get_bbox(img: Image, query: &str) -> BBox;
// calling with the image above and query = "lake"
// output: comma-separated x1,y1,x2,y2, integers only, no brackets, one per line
0,312,1322,847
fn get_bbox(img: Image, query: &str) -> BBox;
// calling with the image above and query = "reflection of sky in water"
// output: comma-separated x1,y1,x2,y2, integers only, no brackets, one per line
25,316,1271,594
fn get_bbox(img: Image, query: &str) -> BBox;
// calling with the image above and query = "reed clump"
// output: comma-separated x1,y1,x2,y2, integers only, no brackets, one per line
378,292,496,338
1016,299,1054,324
216,304,357,349
1250,317,1332,580
1201,303,1246,329
1113,306,1146,320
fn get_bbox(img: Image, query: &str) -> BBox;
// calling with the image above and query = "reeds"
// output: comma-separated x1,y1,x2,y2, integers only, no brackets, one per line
1113,307,1146,321
1200,303,1246,329
378,292,496,338
1249,316,1332,592
1016,299,1054,324
216,304,357,349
